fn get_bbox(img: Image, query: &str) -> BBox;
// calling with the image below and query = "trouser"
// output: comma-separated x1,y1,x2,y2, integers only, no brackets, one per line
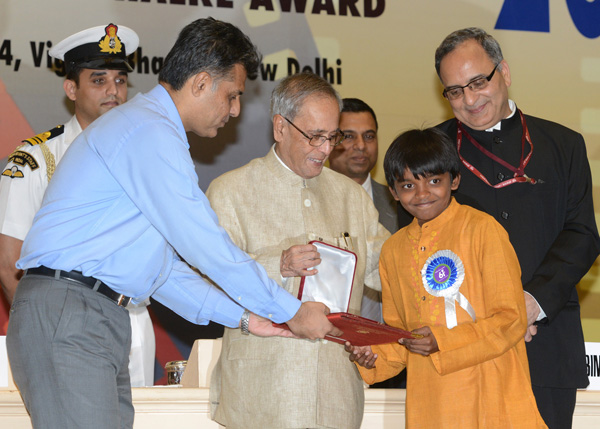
532,384,577,429
7,274,133,429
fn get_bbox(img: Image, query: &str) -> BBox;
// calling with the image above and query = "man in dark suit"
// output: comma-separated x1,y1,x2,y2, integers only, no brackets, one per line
433,27,600,428
329,98,399,322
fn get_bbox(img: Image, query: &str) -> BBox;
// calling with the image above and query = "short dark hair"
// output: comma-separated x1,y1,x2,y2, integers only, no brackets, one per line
384,127,460,188
159,17,261,90
341,98,378,130
66,64,84,85
435,27,504,78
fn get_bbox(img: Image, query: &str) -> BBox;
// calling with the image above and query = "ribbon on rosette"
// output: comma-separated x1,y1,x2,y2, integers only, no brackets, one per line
420,250,475,329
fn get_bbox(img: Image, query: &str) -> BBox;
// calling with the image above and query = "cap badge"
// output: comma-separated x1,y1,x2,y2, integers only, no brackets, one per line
98,24,123,55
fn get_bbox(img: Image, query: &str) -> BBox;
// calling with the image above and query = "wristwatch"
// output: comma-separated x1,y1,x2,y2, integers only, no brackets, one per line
240,309,250,335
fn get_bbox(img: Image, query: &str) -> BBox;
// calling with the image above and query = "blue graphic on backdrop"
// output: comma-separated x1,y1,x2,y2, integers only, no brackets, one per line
495,0,549,33
566,0,600,38
495,0,600,39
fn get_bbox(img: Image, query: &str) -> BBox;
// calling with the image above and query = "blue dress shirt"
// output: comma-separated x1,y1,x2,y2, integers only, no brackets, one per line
18,84,300,328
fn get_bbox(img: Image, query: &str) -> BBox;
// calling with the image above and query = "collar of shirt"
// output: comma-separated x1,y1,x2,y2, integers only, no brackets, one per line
485,99,516,132
407,197,460,238
68,115,84,140
153,84,188,143
361,173,374,201
270,144,317,188
272,143,293,173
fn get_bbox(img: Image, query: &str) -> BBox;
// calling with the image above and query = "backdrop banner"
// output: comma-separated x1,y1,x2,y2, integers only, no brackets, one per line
586,342,600,391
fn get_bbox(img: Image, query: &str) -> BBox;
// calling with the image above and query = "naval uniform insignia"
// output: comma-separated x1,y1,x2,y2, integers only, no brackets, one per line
98,24,123,54
22,125,65,146
1,166,25,178
6,150,39,171
8,124,63,181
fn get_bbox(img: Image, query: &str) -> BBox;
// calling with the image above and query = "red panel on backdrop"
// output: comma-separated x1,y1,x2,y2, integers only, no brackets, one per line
0,78,34,159
148,306,186,385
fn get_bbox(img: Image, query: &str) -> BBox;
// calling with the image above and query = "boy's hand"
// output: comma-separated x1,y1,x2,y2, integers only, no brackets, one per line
399,326,439,356
344,342,377,369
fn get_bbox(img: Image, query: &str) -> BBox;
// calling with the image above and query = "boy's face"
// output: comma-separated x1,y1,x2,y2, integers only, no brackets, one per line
390,169,460,226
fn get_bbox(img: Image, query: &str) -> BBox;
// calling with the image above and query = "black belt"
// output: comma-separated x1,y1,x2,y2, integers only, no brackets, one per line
25,266,131,307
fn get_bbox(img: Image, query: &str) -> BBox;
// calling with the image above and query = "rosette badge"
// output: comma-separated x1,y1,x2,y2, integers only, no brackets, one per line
421,250,475,329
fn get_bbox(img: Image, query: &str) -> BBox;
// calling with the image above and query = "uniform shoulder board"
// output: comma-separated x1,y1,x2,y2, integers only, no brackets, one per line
21,124,65,146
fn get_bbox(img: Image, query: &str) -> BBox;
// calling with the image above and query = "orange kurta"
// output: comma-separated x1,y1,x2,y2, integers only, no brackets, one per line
359,199,546,428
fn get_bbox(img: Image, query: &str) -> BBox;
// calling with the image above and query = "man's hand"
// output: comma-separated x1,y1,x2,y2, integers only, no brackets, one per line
345,342,377,369
399,326,439,356
524,292,541,326
280,244,321,277
524,325,538,342
523,292,541,342
0,234,24,304
248,313,298,338
285,301,342,340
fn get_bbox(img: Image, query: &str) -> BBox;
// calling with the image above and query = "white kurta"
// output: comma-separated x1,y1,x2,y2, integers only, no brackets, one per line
207,146,389,429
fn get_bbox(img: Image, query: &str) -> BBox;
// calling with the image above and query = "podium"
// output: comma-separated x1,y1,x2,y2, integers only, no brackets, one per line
2,337,600,428
180,338,222,388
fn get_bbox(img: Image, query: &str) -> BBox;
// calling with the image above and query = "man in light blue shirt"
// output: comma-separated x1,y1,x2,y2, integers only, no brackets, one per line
7,18,338,429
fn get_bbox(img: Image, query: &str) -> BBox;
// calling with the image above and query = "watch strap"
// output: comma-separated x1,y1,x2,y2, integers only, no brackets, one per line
240,309,250,335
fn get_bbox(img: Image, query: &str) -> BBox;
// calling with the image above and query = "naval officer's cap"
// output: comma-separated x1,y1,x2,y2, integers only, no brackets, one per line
49,23,139,74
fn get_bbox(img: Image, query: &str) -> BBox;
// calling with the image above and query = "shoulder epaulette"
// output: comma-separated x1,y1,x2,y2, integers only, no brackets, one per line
21,124,65,146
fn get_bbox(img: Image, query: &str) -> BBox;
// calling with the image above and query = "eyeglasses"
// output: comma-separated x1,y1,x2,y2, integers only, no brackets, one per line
442,63,499,100
283,117,344,148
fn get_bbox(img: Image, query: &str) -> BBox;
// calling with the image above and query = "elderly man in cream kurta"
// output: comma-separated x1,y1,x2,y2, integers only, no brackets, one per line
207,73,389,429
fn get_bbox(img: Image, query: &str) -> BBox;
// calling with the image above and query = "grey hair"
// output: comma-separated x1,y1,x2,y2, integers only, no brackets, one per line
270,72,342,120
434,27,504,78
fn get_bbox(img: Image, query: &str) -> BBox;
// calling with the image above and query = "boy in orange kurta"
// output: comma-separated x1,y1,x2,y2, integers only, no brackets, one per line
348,128,546,428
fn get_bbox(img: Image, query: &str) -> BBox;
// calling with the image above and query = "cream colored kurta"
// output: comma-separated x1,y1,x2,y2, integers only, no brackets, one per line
207,146,389,429
359,199,546,428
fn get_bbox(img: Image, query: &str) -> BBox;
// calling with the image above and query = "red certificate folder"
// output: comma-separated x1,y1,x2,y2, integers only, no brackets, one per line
274,312,417,346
